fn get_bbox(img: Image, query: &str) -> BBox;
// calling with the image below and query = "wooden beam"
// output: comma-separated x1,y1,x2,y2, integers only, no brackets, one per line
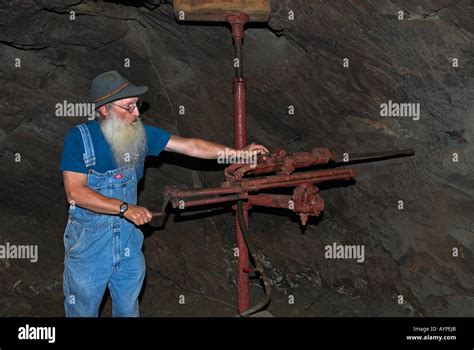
173,0,271,22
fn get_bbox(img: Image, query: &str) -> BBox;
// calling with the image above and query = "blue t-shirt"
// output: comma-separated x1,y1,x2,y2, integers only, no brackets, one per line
59,120,171,180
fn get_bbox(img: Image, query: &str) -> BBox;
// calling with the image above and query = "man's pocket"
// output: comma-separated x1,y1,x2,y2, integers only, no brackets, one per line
63,219,88,256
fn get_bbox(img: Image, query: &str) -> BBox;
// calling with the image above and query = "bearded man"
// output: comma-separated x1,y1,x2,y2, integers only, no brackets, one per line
59,70,268,317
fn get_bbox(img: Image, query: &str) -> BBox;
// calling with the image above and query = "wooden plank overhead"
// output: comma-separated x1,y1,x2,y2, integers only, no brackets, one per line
173,0,271,22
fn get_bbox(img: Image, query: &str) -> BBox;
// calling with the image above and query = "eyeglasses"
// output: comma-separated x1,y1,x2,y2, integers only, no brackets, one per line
112,100,142,113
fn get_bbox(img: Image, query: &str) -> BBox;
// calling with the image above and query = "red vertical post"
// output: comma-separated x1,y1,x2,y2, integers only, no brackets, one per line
234,197,250,313
233,78,246,149
226,12,250,314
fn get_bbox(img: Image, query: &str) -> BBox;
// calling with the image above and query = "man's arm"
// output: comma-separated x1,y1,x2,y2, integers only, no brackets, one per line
164,135,269,159
63,171,152,226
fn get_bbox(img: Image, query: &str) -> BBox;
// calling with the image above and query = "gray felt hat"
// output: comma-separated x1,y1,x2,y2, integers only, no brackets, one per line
91,70,148,109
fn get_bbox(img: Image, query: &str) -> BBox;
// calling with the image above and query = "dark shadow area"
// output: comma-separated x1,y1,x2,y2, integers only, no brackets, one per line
175,20,269,31
139,101,151,115
101,0,151,8
174,205,231,221
147,151,226,173
249,205,325,229
98,288,110,317
138,151,226,195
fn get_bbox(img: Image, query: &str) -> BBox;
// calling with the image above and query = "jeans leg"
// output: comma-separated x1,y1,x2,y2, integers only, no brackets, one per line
108,253,146,317
63,266,110,317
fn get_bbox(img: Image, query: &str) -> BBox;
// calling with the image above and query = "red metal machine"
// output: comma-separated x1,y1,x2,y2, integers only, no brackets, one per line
167,1,414,316
152,145,414,315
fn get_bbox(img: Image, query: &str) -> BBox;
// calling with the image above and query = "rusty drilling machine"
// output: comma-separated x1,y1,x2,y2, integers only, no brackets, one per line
150,0,415,316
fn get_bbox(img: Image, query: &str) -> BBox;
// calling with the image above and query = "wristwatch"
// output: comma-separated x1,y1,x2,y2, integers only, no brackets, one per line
119,202,128,218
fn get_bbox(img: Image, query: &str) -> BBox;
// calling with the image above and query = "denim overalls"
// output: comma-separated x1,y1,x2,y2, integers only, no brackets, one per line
63,123,145,317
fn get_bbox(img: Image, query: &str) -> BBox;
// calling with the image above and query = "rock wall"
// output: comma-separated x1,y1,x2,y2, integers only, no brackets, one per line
0,0,472,316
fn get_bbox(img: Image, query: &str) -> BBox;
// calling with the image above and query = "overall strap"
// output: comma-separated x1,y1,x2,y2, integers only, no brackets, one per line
75,124,96,168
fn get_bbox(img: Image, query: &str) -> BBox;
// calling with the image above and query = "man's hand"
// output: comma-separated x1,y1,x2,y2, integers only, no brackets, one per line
242,142,270,156
63,171,153,226
124,205,153,226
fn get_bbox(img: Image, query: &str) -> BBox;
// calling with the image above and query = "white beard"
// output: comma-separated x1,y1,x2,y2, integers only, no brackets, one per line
100,111,146,170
